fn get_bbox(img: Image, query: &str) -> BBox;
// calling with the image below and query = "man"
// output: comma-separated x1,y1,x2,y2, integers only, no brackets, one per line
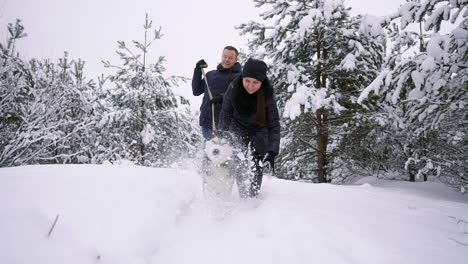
219,58,280,198
192,46,241,139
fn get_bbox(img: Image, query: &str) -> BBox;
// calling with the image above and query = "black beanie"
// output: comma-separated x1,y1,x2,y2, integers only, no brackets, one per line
242,58,267,82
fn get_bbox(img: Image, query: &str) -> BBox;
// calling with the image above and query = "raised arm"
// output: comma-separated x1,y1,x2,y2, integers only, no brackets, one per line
191,60,207,96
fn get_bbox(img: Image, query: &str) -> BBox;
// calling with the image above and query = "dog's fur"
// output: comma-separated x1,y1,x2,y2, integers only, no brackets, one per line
202,137,235,199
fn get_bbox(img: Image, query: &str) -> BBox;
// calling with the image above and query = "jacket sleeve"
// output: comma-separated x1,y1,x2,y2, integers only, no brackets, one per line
218,83,234,131
266,91,281,155
191,68,205,96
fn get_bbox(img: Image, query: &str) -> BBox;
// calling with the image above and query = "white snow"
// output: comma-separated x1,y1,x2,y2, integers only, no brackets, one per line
298,14,315,38
427,34,450,63
308,8,323,21
452,25,468,46
392,70,410,104
432,78,447,93
358,69,391,104
398,2,420,29
452,25,468,39
283,85,310,120
425,5,451,31
359,15,386,37
341,53,357,70
141,124,155,145
298,9,322,38
323,0,336,21
284,85,346,120
1,164,468,264
410,70,424,93
287,68,300,87
421,56,437,72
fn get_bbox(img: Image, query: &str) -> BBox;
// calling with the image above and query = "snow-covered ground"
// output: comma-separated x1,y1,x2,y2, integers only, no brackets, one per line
1,164,467,264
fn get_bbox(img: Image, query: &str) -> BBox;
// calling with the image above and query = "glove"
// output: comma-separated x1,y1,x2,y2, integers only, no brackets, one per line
210,95,223,104
195,59,208,69
263,151,276,170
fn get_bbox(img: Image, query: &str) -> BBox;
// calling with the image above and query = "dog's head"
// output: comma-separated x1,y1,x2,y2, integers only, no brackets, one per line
204,137,234,167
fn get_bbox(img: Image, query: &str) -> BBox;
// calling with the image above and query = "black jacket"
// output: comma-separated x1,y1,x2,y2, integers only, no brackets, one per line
219,76,280,156
192,63,242,128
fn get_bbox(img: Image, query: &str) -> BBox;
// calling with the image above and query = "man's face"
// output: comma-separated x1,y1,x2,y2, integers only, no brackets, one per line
221,49,238,69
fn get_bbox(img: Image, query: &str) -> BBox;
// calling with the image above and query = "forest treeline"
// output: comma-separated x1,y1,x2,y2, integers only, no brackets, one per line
1,1,466,191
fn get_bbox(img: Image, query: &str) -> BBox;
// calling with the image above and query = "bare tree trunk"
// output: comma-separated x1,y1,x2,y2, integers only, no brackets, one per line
422,149,428,182
140,100,146,164
315,43,329,183
408,168,416,182
408,147,416,182
316,109,329,183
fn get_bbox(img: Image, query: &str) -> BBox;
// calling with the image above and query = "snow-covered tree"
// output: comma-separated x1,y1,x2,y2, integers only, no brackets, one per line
359,0,466,132
0,20,30,166
97,15,198,166
0,20,98,166
357,0,467,189
239,0,385,182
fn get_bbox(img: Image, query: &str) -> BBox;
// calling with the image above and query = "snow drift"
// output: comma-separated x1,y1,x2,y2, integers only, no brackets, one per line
1,164,467,264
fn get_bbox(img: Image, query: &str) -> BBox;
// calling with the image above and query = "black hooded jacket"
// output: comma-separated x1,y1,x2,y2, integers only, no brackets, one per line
219,76,280,156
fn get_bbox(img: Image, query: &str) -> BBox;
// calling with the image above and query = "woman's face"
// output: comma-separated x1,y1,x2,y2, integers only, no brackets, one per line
243,77,262,94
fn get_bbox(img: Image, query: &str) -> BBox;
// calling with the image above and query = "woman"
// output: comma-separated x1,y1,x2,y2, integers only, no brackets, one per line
219,58,280,198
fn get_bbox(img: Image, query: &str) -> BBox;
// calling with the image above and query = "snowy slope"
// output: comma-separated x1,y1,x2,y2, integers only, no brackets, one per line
1,164,467,264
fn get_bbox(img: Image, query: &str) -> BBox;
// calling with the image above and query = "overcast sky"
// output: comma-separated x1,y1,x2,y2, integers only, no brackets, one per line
0,0,405,104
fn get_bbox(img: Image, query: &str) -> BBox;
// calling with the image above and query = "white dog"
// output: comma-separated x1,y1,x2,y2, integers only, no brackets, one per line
202,136,236,199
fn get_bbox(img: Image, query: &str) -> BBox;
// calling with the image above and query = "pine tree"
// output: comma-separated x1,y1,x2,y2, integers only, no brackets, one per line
239,0,385,182
97,14,198,166
0,19,30,166
1,20,97,166
357,0,467,190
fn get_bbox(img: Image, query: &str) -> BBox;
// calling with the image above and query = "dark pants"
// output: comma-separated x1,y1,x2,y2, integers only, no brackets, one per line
234,141,264,198
201,126,212,140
